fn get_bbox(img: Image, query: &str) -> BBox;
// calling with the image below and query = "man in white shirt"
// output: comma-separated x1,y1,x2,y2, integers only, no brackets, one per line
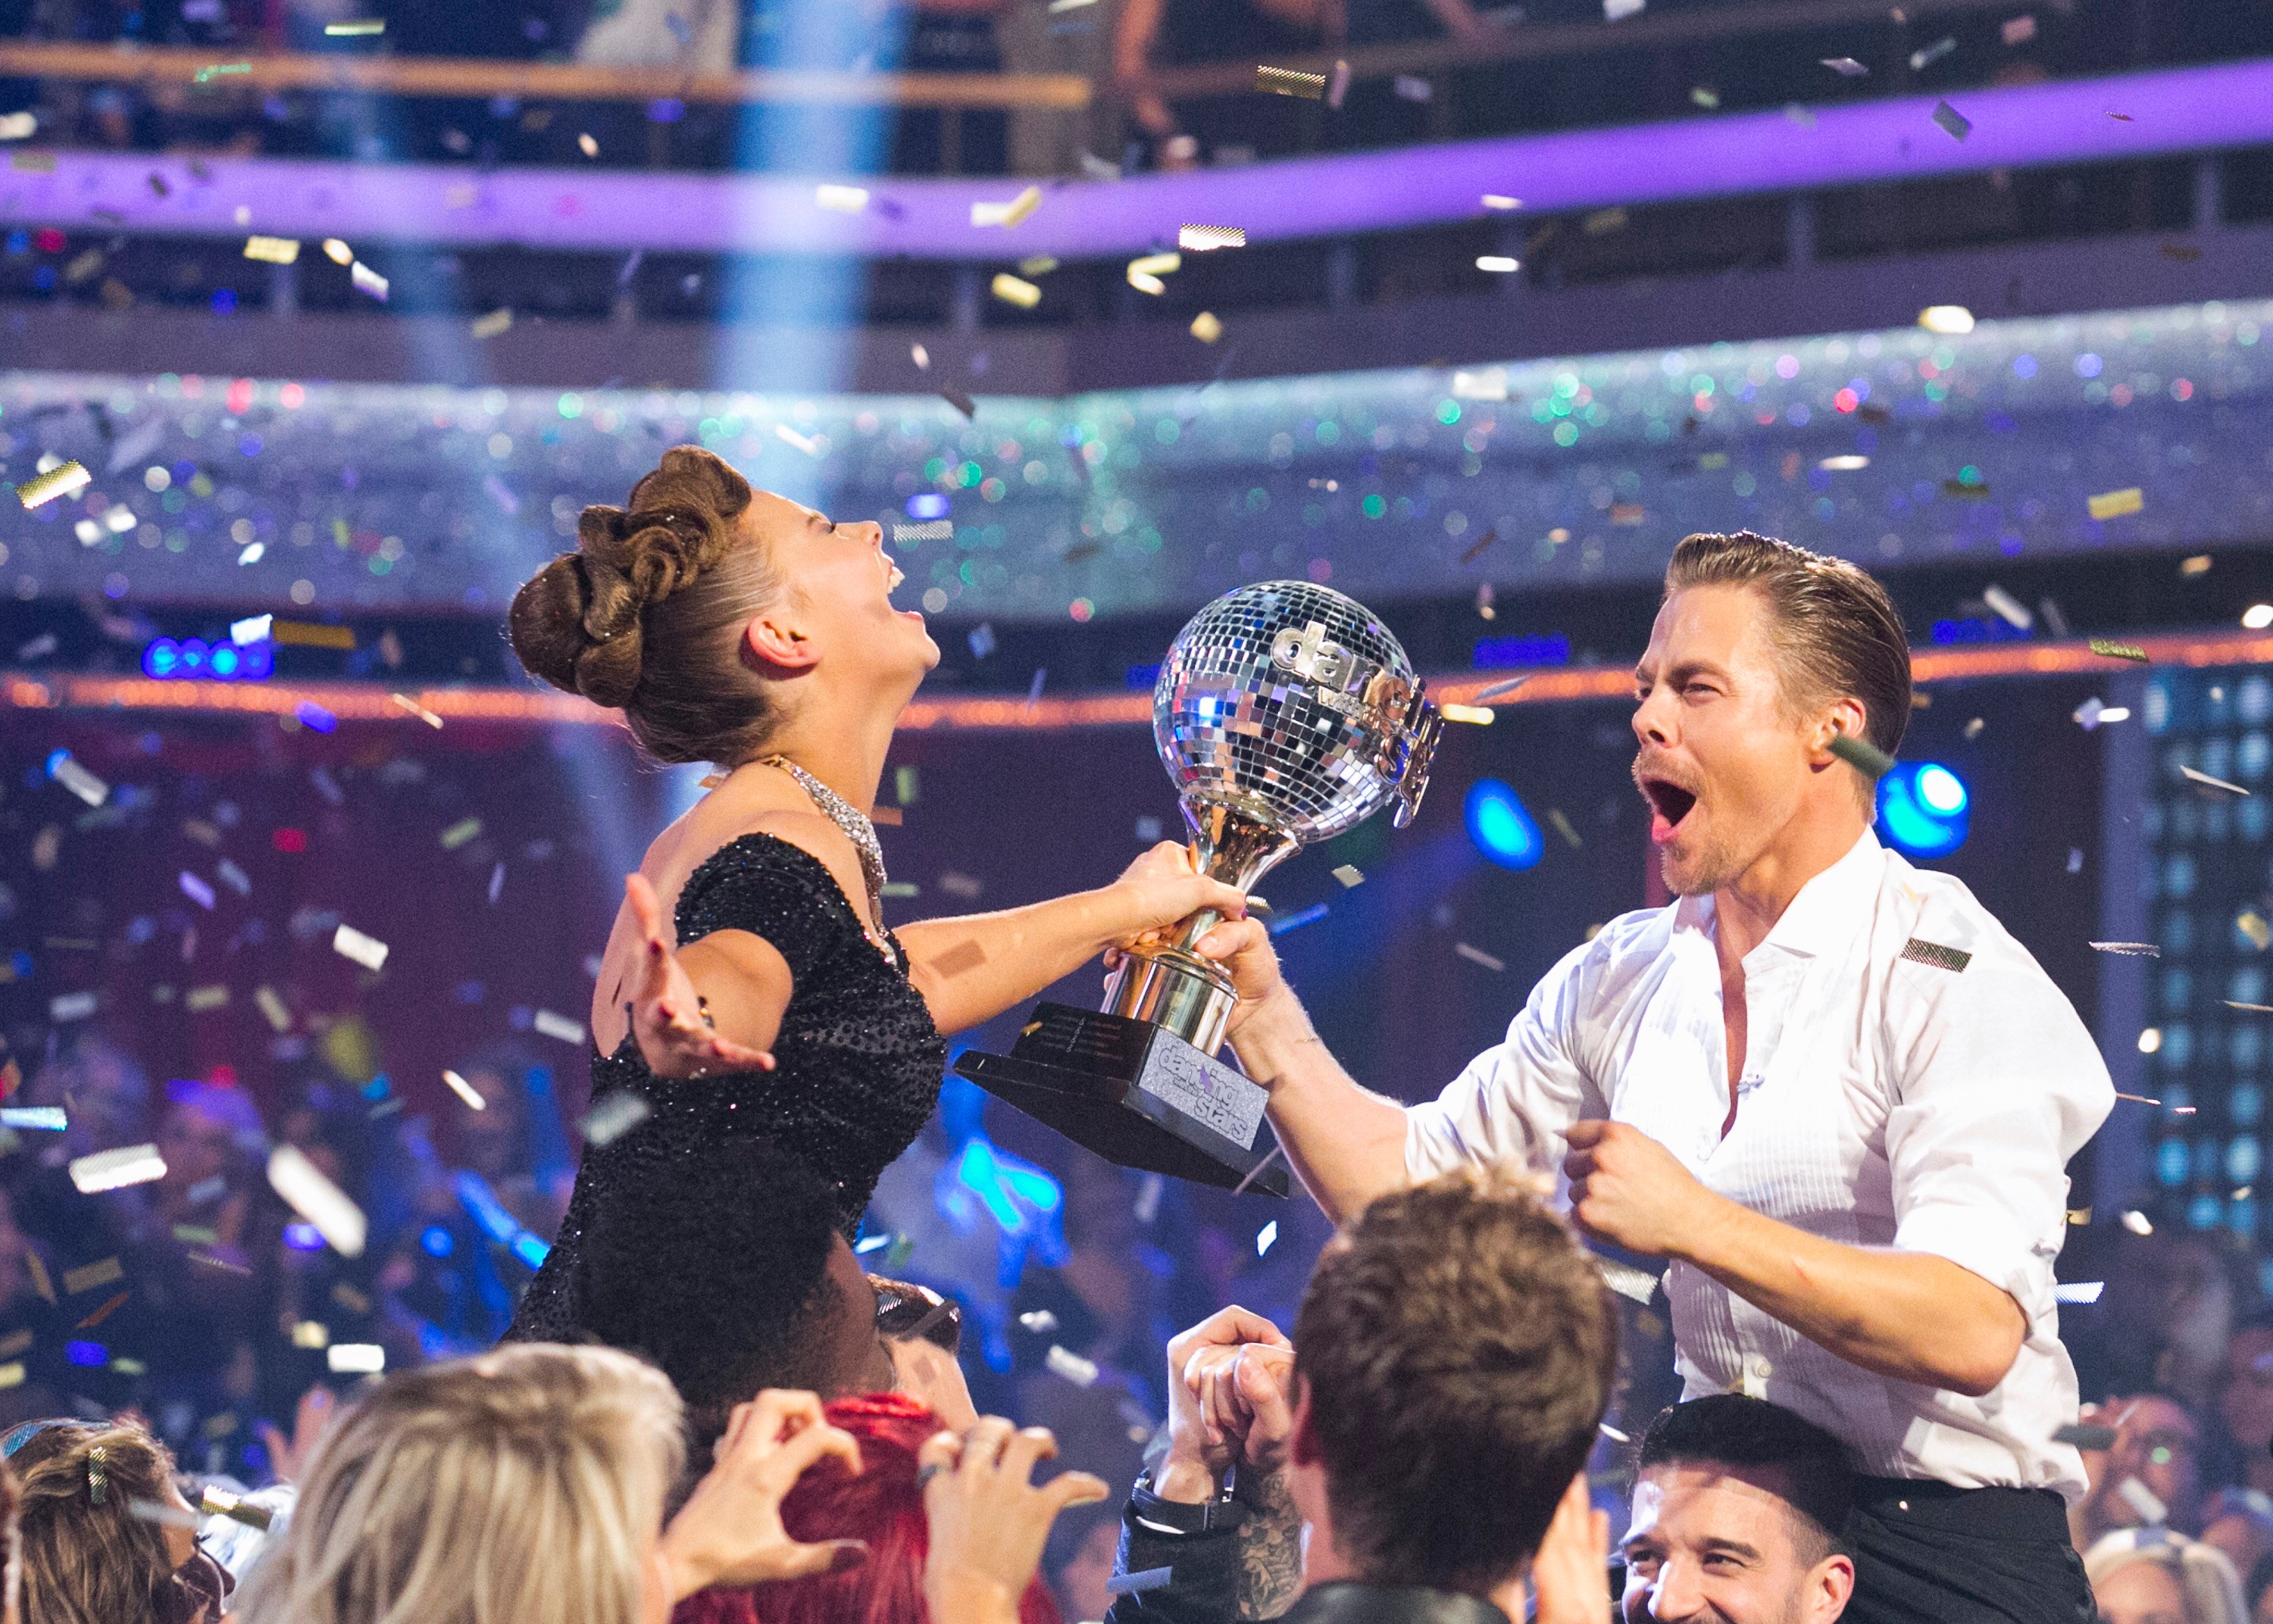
1165,530,2114,1623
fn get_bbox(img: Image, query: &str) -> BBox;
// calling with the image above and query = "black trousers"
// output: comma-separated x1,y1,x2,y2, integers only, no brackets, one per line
1843,1477,2094,1624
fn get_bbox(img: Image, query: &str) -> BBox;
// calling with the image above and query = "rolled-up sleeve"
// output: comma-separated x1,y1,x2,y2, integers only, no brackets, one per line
1405,936,1601,1182
1885,947,2115,1321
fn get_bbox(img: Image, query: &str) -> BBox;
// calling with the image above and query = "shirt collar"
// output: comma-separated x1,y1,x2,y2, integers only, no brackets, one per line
1286,1582,1512,1624
1670,828,1886,961
1749,827,1886,960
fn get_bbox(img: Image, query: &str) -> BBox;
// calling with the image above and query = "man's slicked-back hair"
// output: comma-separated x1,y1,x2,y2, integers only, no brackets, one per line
577,1133,847,1443
1665,531,1912,758
1638,1395,1856,1562
1293,1170,1617,1593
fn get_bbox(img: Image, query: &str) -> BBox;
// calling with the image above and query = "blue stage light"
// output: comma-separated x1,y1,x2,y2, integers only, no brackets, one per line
420,1225,455,1259
1877,760,1971,857
1465,779,1544,870
141,635,272,681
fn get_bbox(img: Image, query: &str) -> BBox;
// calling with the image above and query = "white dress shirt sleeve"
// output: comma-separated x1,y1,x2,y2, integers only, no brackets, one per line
1884,945,2116,1321
1405,935,1603,1182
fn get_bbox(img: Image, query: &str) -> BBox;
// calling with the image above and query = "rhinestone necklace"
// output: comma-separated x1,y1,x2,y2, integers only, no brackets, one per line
758,756,890,944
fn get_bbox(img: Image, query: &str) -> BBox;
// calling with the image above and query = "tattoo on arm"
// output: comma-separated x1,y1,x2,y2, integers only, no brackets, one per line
1233,1470,1302,1622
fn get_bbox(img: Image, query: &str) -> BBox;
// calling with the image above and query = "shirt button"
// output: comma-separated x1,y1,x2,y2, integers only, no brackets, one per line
1740,1355,1771,1398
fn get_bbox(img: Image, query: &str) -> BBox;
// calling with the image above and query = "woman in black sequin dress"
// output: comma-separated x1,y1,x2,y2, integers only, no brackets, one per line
501,446,1245,1343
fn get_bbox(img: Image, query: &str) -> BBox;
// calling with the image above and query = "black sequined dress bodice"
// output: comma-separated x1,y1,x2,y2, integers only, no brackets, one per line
508,832,944,1343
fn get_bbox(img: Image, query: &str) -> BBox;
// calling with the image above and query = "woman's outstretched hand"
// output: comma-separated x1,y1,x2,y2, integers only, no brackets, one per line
1103,841,1249,962
624,873,777,1080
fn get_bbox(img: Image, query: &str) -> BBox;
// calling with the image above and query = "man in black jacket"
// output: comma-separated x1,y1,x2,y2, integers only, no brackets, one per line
1105,1169,1619,1624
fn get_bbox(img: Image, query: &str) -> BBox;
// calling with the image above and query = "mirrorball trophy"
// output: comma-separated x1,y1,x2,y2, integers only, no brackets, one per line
953,581,1443,1195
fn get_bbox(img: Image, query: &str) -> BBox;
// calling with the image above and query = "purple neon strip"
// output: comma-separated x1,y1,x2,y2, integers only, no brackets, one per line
2,57,2265,258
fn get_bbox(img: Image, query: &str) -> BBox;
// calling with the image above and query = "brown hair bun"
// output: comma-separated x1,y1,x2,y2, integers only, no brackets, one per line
508,446,785,765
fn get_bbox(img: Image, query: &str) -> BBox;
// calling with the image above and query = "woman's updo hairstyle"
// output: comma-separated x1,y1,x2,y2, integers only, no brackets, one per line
509,445,786,766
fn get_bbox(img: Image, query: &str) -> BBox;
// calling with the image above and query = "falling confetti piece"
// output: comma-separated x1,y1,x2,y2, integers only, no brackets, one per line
71,1146,167,1194
1821,57,1868,76
1474,676,1532,704
1480,194,1522,210
62,1257,123,1295
1982,583,2033,629
255,985,292,1032
971,186,1042,227
350,261,389,301
0,1107,64,1131
1108,1569,1174,1597
389,692,442,728
1918,304,1975,335
16,461,89,510
185,985,229,1013
1190,311,1224,343
1931,99,1971,140
990,273,1042,309
1690,86,1719,108
177,870,212,907
2121,1209,2154,1235
1256,1220,1278,1254
327,1343,385,1374
442,1069,487,1110
470,308,513,339
1255,65,1326,98
1455,942,1505,972
194,61,252,81
270,1144,367,1256
333,923,389,972
1827,733,1894,779
324,17,383,33
1330,864,1365,888
1603,0,1643,17
2088,487,2144,520
774,423,822,457
1911,36,1957,69
1600,1423,1630,1444
242,236,299,264
1046,1345,1099,1387
49,992,96,1023
1179,224,1245,251
940,389,976,420
130,1499,204,1531
48,754,108,807
577,133,599,157
580,1091,652,1147
2002,14,2037,44
2054,1281,2104,1304
2240,910,2271,950
533,1008,586,1045
2090,942,2160,955
894,520,952,543
2228,1001,2273,1013
2116,1478,2167,1524
2183,764,2250,796
1598,1259,1659,1304
2089,639,2149,663
815,183,870,213
1459,527,1502,564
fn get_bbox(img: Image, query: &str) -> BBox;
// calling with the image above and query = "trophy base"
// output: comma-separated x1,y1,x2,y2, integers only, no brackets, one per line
952,1004,1289,1197
1102,946,1237,1056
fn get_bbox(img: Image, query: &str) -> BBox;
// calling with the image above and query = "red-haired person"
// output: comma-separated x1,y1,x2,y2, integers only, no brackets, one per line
677,1394,1105,1624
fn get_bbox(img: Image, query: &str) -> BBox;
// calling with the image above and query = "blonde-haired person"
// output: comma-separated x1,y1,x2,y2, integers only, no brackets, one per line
502,445,1243,1342
2087,1528,2250,1624
238,1344,873,1624
10,1419,225,1624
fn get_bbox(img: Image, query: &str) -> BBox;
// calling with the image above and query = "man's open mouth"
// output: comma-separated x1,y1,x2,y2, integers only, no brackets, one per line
1640,778,1698,845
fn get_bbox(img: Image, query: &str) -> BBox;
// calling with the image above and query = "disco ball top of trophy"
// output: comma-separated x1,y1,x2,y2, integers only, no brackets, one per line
1153,580,1422,844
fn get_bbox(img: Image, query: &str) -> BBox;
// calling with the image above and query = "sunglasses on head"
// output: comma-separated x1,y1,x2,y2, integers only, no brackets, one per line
871,1276,961,1354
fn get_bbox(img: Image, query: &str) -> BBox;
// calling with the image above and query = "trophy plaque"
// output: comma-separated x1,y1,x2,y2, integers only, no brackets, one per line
953,581,1443,1195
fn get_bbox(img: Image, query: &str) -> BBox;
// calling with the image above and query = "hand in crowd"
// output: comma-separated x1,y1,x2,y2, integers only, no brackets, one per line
919,1417,1110,1624
1562,1120,1715,1259
624,873,777,1080
1530,1472,1613,1624
658,1390,867,1601
258,1385,338,1484
1157,1305,1296,1499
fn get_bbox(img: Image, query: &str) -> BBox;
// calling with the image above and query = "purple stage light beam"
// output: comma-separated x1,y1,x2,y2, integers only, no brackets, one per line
0,58,2266,258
